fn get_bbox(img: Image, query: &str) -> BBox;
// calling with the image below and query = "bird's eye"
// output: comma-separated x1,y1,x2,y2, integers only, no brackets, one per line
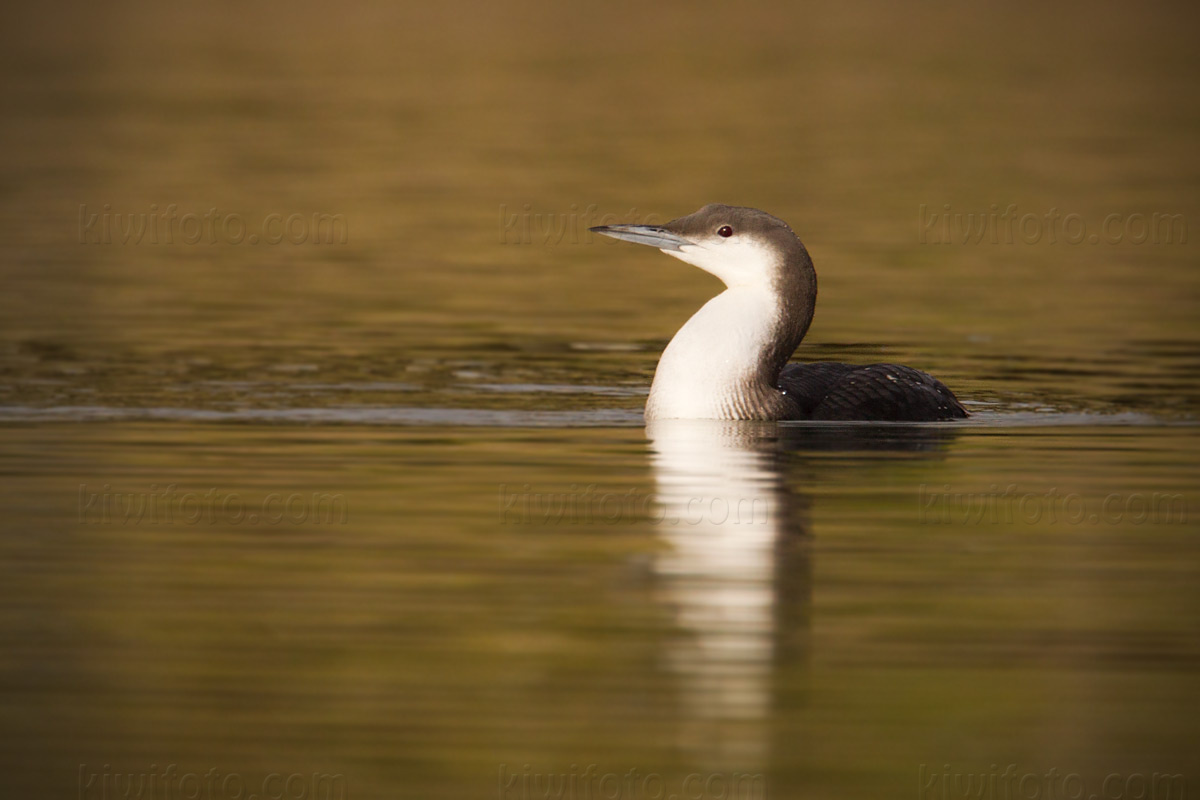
717,225,733,238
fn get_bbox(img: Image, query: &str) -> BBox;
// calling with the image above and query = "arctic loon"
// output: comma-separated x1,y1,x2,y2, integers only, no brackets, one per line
590,204,967,422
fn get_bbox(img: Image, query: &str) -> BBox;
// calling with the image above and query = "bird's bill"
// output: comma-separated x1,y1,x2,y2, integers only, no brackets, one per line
589,224,693,252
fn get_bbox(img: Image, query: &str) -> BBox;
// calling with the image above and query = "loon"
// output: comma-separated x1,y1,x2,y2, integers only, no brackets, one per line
591,204,967,422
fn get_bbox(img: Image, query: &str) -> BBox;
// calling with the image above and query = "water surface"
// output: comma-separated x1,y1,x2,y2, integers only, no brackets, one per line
1,2,1198,799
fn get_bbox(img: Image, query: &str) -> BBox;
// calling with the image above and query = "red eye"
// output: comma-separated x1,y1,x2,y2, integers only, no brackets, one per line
718,225,733,237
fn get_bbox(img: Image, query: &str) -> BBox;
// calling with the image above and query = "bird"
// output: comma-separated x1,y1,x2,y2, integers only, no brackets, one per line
590,204,967,422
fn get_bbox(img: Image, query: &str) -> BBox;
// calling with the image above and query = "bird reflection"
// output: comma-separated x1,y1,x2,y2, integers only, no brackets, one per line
645,419,958,768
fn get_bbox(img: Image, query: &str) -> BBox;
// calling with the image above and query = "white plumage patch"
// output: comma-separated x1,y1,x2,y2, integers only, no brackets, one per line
664,235,781,291
645,233,787,420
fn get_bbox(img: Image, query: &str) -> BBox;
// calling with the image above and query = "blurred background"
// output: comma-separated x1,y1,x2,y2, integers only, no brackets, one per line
0,2,1197,799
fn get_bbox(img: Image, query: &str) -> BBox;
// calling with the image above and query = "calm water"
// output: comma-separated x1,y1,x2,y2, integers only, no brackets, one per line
1,3,1198,799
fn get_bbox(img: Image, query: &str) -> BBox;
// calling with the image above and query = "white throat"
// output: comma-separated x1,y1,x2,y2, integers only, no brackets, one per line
645,285,783,420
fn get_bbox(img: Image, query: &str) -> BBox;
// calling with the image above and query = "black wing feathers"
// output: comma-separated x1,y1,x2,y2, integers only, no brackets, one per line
778,362,967,421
